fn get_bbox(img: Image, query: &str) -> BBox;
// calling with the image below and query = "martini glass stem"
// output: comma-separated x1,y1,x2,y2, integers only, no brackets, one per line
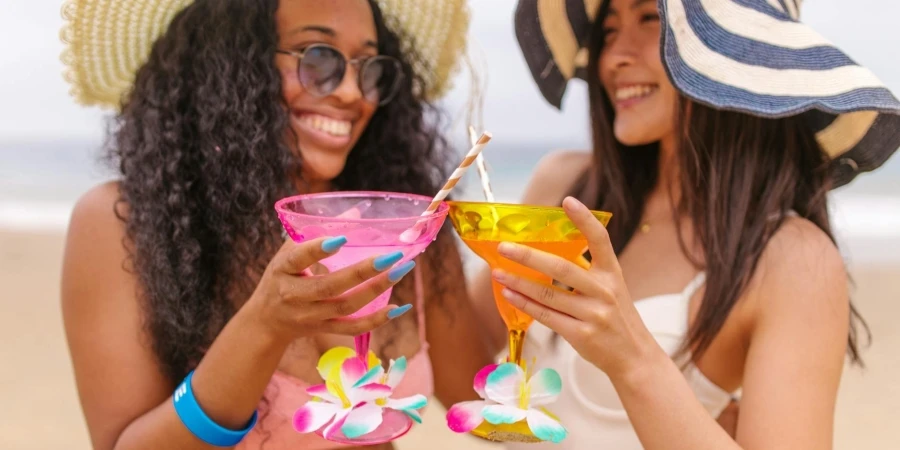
355,332,371,362
507,328,526,367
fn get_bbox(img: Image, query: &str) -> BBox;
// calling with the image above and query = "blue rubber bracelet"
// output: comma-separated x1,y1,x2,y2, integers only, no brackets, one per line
173,371,258,447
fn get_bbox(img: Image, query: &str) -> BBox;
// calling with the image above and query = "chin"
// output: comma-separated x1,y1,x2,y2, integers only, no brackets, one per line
614,129,657,146
613,119,670,147
297,152,350,183
304,164,347,183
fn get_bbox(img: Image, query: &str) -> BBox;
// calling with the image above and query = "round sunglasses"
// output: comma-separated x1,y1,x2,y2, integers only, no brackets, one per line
276,44,404,106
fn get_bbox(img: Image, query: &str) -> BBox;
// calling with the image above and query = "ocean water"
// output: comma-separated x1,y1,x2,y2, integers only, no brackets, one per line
1,138,899,264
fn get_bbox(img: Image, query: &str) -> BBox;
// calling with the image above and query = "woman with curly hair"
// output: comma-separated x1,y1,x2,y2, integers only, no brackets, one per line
59,1,489,449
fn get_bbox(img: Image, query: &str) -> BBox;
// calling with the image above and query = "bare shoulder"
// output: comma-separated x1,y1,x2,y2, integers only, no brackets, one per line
63,181,133,283
63,180,131,293
62,181,170,449
521,150,592,206
747,216,848,324
68,180,126,238
733,217,850,448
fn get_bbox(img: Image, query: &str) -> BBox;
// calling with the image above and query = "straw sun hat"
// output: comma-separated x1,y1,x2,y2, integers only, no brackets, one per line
514,0,900,187
60,0,469,108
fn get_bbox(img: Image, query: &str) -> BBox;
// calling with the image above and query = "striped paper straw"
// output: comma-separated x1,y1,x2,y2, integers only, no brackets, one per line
398,131,492,243
469,126,496,203
420,131,492,216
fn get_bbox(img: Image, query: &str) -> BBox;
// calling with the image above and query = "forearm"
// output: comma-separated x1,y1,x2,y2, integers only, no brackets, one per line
114,302,288,449
613,353,741,450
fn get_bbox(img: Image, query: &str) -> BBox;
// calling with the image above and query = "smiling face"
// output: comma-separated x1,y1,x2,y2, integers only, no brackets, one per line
275,0,379,185
598,0,678,146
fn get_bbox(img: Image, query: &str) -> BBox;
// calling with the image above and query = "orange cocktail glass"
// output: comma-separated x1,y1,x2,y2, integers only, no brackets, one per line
446,201,612,367
445,201,612,442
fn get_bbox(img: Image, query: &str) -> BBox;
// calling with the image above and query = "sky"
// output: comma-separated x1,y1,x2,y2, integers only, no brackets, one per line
1,0,899,147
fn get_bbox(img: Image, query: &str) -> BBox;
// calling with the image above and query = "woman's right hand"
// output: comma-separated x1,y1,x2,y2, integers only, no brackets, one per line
246,235,415,342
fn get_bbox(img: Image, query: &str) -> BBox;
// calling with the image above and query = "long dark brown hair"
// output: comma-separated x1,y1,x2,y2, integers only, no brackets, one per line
107,0,456,384
569,3,868,365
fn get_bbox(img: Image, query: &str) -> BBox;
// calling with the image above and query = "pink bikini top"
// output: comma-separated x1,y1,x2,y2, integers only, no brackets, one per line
236,267,434,449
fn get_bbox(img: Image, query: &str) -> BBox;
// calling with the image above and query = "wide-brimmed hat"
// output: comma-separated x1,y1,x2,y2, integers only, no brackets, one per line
514,0,900,187
60,0,470,107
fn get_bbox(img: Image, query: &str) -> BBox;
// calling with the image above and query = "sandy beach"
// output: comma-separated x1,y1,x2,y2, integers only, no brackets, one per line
1,229,897,449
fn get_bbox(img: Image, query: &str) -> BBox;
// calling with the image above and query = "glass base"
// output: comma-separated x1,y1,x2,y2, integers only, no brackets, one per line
315,408,413,445
470,421,544,443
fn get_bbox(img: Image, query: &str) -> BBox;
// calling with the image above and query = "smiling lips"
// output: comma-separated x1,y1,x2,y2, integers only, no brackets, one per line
613,84,659,107
297,113,352,137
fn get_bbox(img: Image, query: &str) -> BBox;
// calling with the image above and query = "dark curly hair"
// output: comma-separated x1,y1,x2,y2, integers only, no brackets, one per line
105,0,456,384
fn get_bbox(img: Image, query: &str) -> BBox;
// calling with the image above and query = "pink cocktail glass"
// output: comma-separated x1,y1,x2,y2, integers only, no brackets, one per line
275,191,448,444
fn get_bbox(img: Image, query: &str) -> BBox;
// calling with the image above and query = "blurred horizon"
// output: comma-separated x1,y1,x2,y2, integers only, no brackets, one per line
1,0,899,262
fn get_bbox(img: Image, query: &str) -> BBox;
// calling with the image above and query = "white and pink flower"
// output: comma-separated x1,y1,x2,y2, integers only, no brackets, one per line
446,362,567,443
293,347,427,440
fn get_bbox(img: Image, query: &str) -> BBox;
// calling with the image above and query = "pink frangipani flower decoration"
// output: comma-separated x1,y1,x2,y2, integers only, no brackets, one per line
292,347,427,440
446,362,567,443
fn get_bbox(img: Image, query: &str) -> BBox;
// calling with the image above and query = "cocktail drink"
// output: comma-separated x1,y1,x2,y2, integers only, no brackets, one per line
445,201,611,443
447,201,611,366
276,191,448,444
465,238,590,358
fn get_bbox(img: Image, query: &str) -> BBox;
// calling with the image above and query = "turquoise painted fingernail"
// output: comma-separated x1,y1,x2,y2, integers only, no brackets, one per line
322,236,348,253
387,304,413,319
388,260,416,282
373,251,404,271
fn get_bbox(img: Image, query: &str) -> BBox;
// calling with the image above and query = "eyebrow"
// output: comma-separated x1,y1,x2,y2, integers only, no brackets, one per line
608,0,656,16
289,25,377,49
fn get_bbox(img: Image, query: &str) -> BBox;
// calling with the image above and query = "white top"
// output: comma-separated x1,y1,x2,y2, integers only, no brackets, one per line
508,272,738,449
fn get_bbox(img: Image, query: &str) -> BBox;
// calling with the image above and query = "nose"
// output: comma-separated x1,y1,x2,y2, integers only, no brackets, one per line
602,31,639,72
329,63,364,104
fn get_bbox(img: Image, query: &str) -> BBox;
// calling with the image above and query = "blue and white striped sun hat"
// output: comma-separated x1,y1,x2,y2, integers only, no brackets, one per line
514,0,900,187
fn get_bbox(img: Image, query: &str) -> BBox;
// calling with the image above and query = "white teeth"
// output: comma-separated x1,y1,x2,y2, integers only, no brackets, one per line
300,114,352,137
615,85,657,101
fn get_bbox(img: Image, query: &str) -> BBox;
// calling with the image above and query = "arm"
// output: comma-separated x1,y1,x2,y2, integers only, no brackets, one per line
62,183,270,450
615,219,847,450
468,150,592,356
425,232,497,408
62,183,409,449
494,200,846,450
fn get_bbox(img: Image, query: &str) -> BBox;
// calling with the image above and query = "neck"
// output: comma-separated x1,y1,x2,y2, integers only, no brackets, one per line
293,175,332,195
655,133,681,204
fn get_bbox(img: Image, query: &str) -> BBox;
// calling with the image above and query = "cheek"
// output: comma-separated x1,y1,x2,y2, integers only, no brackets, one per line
597,55,614,91
645,48,667,81
278,63,301,104
654,74,679,128
355,104,377,133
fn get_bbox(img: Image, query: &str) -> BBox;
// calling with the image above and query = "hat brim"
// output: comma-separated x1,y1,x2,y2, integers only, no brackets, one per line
61,0,194,108
514,0,900,187
61,0,470,109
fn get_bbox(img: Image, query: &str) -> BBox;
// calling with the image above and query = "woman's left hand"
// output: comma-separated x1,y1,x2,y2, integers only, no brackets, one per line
492,196,665,379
